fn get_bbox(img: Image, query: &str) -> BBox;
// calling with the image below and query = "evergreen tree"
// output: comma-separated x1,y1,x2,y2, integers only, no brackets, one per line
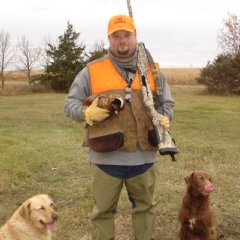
37,21,85,92
196,53,240,95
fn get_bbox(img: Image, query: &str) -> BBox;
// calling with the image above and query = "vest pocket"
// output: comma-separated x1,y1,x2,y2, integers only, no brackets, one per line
89,132,124,152
82,115,124,152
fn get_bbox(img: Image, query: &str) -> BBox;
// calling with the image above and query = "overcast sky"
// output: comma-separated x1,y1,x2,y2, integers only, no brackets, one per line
1,0,240,68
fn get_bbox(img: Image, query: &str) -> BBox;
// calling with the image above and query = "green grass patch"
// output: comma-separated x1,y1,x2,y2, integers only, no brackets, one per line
0,87,240,239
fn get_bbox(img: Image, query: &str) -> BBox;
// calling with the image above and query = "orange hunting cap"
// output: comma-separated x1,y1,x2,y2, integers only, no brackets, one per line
107,15,136,35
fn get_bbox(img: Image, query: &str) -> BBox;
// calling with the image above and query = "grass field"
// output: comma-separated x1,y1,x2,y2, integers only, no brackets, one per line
0,76,240,239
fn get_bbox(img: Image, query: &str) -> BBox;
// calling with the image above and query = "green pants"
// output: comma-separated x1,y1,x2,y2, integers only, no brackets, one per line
90,163,157,240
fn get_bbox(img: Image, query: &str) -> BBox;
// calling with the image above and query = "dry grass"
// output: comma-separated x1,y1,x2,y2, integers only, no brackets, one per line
0,70,52,95
3,70,43,82
162,68,200,85
0,69,201,95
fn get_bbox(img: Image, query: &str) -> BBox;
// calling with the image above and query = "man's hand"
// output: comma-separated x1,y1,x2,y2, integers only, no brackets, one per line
160,116,170,131
84,97,110,126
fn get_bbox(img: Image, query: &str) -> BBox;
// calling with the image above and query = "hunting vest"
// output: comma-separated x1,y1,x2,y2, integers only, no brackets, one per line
82,56,159,152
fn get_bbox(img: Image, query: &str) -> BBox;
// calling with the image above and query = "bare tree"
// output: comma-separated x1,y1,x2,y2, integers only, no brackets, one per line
85,40,108,64
16,35,42,86
0,30,16,89
217,12,240,57
39,36,53,70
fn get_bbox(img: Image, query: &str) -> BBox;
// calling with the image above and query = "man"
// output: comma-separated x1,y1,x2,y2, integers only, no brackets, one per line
64,14,175,240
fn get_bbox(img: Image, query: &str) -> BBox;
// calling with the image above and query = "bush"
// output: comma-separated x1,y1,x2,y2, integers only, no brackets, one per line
196,53,240,95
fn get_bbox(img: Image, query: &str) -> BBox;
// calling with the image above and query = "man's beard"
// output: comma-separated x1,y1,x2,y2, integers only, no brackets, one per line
117,46,129,56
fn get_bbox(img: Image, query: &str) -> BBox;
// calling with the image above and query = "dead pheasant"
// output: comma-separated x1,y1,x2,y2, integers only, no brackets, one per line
83,93,125,115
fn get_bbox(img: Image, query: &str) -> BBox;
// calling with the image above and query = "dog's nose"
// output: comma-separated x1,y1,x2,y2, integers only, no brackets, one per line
52,213,58,221
205,184,213,193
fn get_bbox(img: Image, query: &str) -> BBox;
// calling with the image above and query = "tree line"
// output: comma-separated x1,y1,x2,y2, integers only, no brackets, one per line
197,12,240,95
0,21,107,91
1,13,240,94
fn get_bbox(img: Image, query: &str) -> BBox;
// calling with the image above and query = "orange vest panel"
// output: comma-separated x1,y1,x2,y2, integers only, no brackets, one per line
88,58,157,94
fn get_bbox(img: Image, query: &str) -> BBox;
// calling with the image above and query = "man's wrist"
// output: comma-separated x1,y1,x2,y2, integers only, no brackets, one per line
81,106,88,120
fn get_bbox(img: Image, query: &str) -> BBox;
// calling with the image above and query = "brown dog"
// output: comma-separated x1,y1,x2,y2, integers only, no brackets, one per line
0,194,58,240
179,171,222,240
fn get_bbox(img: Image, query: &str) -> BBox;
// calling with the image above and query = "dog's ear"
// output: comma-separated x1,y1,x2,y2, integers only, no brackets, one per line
184,172,194,186
46,194,57,209
18,201,31,220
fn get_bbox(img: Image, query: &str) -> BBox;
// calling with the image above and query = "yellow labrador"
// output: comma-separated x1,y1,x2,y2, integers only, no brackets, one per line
0,194,58,240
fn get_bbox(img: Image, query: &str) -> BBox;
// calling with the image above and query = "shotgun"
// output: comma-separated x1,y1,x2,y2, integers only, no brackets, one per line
126,0,178,161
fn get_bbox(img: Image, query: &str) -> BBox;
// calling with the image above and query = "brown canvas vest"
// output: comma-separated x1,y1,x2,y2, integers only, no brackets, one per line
83,56,159,152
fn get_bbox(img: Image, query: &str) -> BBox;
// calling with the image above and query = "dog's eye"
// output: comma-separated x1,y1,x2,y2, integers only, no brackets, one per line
40,206,45,210
198,176,204,181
